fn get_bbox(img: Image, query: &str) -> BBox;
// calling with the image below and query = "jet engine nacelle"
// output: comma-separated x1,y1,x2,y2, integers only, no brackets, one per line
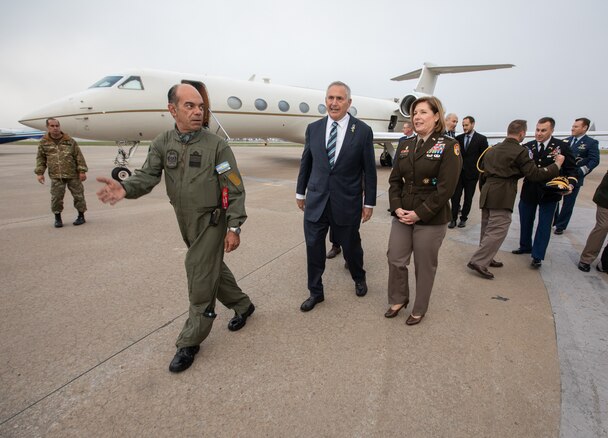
398,93,427,117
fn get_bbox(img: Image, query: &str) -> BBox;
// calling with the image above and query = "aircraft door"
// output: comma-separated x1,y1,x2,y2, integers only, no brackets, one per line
181,80,229,139
388,115,398,132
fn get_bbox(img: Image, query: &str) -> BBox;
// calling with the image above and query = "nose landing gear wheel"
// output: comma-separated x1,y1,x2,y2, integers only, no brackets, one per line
111,167,132,182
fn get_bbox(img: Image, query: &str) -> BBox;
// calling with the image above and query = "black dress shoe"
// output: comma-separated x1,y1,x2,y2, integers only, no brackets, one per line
531,258,542,268
384,301,408,318
448,220,457,229
489,259,503,268
554,228,564,235
169,345,200,373
326,245,341,259
228,303,255,331
355,280,368,297
405,314,424,325
512,248,531,255
578,262,591,272
467,262,494,279
300,296,324,312
457,220,467,228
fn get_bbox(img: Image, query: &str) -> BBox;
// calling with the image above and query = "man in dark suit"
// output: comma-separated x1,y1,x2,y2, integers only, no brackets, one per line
444,113,458,138
296,81,377,312
467,119,562,279
449,116,488,228
512,117,578,268
554,117,600,234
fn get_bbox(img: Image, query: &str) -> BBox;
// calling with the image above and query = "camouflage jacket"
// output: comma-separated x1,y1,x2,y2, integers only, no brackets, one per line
35,133,88,179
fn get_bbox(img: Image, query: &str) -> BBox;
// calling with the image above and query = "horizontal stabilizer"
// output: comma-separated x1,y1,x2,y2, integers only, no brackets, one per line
391,63,515,82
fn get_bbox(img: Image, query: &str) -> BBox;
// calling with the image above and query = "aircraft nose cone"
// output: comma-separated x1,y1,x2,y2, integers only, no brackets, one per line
19,111,47,130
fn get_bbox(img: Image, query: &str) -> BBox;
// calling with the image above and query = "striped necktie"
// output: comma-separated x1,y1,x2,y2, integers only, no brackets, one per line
327,121,338,168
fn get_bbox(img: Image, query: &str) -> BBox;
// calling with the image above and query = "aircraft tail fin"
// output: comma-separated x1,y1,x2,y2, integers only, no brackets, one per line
391,63,515,95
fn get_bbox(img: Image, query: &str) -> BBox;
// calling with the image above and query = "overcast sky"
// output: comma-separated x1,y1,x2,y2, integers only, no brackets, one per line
1,0,606,135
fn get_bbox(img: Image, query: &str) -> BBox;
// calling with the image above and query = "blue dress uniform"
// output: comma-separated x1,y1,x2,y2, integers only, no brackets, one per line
517,137,578,261
554,134,600,231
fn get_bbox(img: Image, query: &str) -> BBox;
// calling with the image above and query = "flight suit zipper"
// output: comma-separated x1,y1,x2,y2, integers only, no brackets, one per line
177,141,188,210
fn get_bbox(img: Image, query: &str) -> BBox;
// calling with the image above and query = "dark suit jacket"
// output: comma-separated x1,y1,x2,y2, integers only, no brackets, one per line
564,134,600,186
296,114,377,226
455,131,488,180
479,137,559,211
520,136,578,204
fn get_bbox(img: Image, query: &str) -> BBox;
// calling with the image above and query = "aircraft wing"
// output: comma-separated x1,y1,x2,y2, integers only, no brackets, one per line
0,128,45,144
373,132,403,142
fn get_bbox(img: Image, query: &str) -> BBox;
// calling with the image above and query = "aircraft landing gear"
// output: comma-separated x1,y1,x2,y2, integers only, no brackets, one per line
112,141,140,181
379,151,393,167
111,167,132,181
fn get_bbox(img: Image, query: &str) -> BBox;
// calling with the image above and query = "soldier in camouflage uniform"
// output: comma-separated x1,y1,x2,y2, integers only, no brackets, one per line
35,118,88,227
97,84,254,373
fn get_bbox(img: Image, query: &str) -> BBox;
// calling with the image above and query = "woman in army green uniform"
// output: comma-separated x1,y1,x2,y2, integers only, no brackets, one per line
385,96,462,325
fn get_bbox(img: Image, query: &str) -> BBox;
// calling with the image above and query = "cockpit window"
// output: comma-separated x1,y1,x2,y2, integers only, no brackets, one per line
119,76,144,90
88,76,123,88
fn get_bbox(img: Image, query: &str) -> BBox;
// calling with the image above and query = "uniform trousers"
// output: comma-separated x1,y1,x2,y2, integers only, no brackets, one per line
175,209,252,349
50,177,87,214
387,218,447,316
518,199,558,260
554,184,581,231
304,202,365,299
451,176,477,222
580,205,608,264
469,208,512,268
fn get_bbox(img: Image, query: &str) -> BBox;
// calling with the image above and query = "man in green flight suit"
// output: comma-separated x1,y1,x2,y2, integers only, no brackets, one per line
97,84,255,373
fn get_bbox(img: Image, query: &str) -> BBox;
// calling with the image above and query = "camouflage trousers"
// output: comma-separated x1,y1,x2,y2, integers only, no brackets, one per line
50,178,87,214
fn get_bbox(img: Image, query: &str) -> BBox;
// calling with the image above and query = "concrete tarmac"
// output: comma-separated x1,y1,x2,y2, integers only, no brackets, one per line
0,144,605,437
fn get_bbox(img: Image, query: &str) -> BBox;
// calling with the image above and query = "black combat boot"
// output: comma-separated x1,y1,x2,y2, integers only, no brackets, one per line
54,213,63,228
73,212,86,226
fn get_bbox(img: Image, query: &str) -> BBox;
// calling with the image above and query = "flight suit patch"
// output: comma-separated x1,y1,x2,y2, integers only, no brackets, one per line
215,161,231,174
189,151,202,168
227,171,242,187
166,150,179,169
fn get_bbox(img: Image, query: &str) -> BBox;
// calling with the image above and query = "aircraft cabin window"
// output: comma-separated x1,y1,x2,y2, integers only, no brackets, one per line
278,100,290,112
118,76,144,90
227,96,242,110
89,76,123,88
254,98,268,111
318,104,327,114
299,102,309,113
350,106,357,117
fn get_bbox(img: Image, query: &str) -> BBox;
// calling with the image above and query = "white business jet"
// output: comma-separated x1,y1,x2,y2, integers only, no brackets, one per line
20,63,514,180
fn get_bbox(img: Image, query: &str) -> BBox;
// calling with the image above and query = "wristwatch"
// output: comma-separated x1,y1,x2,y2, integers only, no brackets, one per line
228,226,241,235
